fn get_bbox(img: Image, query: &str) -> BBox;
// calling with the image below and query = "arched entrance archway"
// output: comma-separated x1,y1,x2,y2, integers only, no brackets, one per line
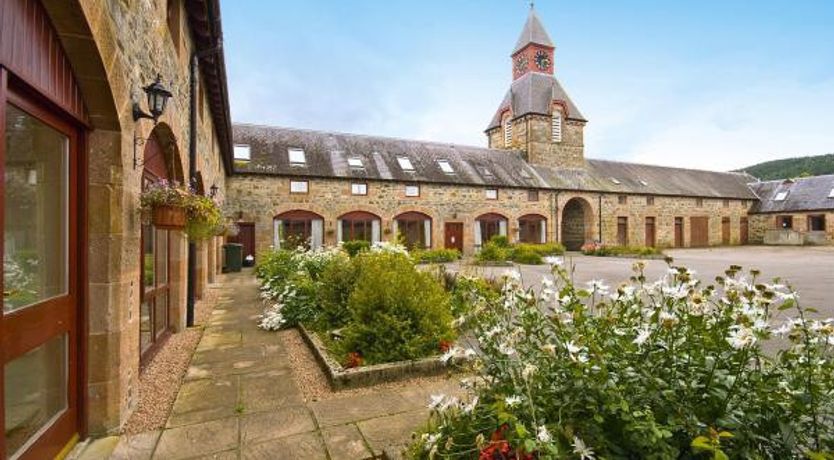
518,214,547,244
394,211,432,249
475,213,508,247
139,125,182,361
561,198,594,250
274,210,324,250
338,211,381,243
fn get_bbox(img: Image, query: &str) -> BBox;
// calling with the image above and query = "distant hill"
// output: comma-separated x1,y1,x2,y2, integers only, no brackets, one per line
736,153,834,181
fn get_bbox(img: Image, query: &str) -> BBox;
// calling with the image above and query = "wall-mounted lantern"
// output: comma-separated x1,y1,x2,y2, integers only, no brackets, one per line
133,74,173,123
209,184,219,198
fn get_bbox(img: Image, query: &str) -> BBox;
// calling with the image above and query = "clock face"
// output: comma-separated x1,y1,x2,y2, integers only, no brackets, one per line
514,55,529,74
534,50,551,71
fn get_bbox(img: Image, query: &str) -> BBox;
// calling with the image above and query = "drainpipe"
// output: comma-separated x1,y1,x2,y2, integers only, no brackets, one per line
598,194,603,243
551,191,559,243
187,18,223,327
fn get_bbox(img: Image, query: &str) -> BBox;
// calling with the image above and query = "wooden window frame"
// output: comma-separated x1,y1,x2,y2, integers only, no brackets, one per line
646,196,654,206
618,195,627,205
289,180,309,194
350,182,368,196
528,190,539,202
485,188,498,200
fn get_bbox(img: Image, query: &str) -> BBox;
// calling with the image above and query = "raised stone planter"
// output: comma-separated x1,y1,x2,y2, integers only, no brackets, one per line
297,324,457,390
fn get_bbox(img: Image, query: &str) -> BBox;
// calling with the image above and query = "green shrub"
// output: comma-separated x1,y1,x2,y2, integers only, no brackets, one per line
413,248,461,264
528,242,565,256
488,235,511,248
341,240,370,257
509,245,543,265
582,243,663,257
339,252,455,364
476,241,511,263
314,254,359,331
449,275,499,319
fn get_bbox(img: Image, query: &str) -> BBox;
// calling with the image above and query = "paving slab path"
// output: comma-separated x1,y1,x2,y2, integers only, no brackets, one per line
95,270,452,460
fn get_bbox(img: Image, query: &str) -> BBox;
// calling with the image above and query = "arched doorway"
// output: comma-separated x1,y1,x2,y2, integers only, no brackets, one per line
338,211,381,243
274,210,324,250
139,125,182,361
475,213,508,247
394,212,432,249
518,214,547,244
561,198,594,250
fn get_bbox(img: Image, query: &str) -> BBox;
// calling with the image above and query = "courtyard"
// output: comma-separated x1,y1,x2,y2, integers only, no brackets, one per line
69,245,834,459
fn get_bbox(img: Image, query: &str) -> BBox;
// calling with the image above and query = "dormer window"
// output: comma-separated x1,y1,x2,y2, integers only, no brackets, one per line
774,191,789,201
288,148,306,165
233,144,251,162
437,159,455,174
347,157,364,168
397,156,415,171
551,110,562,142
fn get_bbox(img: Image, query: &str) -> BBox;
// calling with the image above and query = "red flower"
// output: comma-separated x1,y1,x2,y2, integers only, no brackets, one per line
439,339,453,353
344,352,363,368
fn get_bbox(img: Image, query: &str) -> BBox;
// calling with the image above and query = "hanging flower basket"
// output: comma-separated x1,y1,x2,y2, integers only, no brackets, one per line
152,205,187,229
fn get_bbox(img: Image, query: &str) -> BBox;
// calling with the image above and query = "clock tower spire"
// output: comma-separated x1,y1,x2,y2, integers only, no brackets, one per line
511,7,554,80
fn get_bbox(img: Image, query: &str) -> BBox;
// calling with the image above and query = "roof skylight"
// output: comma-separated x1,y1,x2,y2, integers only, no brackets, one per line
639,180,648,186
347,157,364,168
233,144,251,161
828,188,834,198
480,167,494,177
437,159,455,174
288,148,306,165
610,177,621,185
397,156,415,171
774,191,789,201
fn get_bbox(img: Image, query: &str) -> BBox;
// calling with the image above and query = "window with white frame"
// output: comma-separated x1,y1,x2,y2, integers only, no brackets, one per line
233,144,251,161
774,191,789,201
289,180,308,193
551,110,562,142
437,159,454,174
347,157,364,168
503,116,512,147
288,147,306,165
485,188,498,200
397,156,415,171
405,184,420,197
351,183,367,195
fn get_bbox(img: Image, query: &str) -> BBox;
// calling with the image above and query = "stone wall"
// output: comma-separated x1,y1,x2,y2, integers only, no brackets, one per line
487,114,585,169
51,0,230,434
226,175,753,255
749,212,834,245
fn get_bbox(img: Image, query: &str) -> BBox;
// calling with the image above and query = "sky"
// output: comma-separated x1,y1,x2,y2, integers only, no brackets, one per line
219,1,834,172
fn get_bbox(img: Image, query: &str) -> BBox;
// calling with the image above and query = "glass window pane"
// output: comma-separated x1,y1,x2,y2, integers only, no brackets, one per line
154,291,168,338
3,104,68,313
4,334,67,458
142,225,155,290
155,229,168,285
140,300,152,353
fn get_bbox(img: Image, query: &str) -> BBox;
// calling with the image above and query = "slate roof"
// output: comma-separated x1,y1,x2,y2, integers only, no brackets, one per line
233,123,757,199
513,8,554,54
748,175,834,213
486,73,587,130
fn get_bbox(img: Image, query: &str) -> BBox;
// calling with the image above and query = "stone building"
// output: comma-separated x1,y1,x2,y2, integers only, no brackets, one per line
0,0,232,457
747,175,834,245
226,8,757,258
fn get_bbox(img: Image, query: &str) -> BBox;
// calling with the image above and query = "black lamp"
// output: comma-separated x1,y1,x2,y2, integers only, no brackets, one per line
133,74,173,123
209,184,219,198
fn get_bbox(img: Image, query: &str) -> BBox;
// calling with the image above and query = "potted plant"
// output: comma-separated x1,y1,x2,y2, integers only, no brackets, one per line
140,180,189,229
185,194,222,241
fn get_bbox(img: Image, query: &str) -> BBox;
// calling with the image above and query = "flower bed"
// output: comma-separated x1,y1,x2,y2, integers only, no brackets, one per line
580,241,664,258
256,242,465,373
476,236,565,266
407,261,834,459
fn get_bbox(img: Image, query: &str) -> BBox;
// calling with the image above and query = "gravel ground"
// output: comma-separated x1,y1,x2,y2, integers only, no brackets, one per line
279,327,455,403
121,287,217,435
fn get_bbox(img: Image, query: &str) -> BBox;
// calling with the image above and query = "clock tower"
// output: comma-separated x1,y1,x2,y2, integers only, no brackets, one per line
486,7,587,170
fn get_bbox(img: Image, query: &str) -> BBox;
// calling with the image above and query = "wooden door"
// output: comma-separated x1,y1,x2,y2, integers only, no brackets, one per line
235,222,255,262
444,223,463,252
674,217,684,247
1,87,81,460
740,217,749,245
690,216,709,247
644,217,656,247
721,217,731,245
617,217,628,246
